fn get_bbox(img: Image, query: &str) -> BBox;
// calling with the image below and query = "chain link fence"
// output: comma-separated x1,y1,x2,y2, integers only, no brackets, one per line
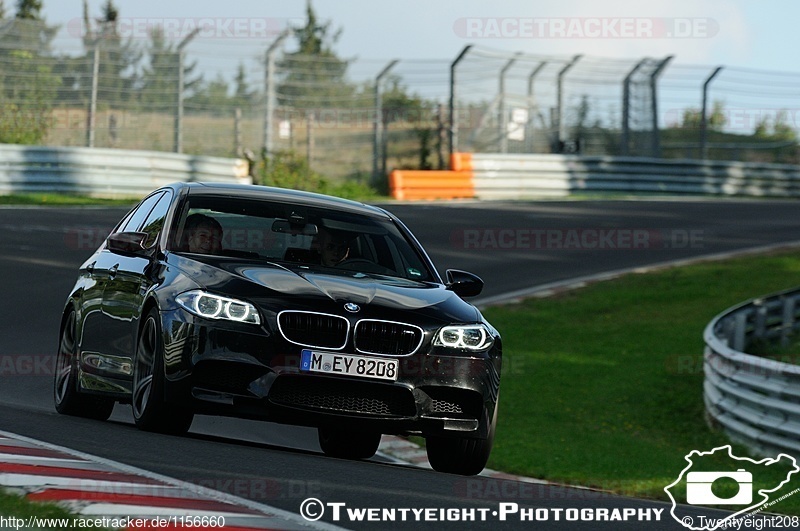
2,18,800,184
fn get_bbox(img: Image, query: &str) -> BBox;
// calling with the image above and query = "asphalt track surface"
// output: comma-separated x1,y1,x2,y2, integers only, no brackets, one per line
1,198,799,529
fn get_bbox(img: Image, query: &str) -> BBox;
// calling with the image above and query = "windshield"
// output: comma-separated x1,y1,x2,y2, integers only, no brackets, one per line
170,195,433,282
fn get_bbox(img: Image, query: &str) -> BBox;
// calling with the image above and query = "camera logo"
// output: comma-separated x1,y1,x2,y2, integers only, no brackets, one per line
665,445,799,531
685,469,752,505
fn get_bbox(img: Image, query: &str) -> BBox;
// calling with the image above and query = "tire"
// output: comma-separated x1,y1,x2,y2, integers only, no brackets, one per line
53,309,115,420
131,308,194,435
426,398,498,476
318,427,381,460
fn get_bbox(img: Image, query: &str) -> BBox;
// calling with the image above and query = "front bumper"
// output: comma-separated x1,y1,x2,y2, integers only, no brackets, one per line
160,308,501,438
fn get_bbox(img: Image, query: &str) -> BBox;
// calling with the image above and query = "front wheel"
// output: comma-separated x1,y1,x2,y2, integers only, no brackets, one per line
53,309,115,420
426,399,498,475
131,309,194,435
318,427,381,460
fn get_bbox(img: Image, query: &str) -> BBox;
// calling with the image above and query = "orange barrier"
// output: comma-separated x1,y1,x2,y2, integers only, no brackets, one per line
389,170,474,200
449,152,473,172
388,153,475,200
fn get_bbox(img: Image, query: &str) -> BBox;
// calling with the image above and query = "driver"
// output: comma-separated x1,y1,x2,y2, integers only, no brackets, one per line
317,228,351,267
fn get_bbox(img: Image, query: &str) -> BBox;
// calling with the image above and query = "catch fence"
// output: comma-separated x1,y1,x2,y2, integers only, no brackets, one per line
1,18,799,183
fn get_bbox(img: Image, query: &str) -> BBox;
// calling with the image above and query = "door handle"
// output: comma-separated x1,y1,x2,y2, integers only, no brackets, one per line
109,264,119,278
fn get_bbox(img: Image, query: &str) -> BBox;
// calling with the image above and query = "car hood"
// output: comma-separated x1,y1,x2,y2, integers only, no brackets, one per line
170,254,479,322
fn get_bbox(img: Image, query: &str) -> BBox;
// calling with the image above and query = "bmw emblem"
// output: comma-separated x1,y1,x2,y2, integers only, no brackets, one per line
344,302,360,313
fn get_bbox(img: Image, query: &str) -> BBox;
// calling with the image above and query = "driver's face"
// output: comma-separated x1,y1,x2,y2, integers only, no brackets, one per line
320,233,349,266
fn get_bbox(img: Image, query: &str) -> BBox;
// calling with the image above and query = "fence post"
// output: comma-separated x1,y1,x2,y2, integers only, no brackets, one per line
174,28,200,154
621,58,648,157
86,45,99,148
306,111,315,170
499,53,521,154
526,61,547,154
733,311,748,352
436,103,447,169
449,45,472,161
372,59,399,189
234,108,242,156
701,66,724,159
556,55,581,151
649,55,673,158
263,29,290,162
754,300,767,339
781,296,796,347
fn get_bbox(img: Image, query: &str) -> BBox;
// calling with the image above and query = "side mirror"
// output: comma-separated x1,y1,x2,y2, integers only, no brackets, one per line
107,231,150,256
445,269,484,298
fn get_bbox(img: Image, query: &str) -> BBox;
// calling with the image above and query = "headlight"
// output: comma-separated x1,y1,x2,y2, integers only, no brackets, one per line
434,324,494,351
176,290,260,325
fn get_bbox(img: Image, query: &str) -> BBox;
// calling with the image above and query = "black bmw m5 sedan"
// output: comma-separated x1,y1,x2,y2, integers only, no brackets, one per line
54,182,501,475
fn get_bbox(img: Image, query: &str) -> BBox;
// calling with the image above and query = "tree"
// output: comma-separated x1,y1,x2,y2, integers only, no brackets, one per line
232,62,254,110
138,26,200,112
0,1,7,19
14,0,41,20
0,0,56,53
277,0,354,111
573,94,590,140
680,100,726,131
0,0,61,144
771,111,797,142
79,0,141,108
0,48,60,143
753,111,798,142
186,74,231,115
381,76,437,171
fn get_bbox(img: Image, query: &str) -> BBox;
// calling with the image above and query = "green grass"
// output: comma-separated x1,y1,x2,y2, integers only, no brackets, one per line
0,188,386,206
0,193,138,206
483,249,800,514
0,489,99,530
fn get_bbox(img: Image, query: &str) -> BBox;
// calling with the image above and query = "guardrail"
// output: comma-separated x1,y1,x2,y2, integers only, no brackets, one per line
704,288,800,459
389,153,800,200
0,145,251,198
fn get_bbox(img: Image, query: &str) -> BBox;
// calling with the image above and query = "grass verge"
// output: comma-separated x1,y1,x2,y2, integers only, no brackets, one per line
0,188,385,207
0,193,137,206
483,249,800,514
0,488,96,529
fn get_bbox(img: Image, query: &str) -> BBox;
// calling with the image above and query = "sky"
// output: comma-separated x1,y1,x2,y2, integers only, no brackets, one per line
38,0,787,71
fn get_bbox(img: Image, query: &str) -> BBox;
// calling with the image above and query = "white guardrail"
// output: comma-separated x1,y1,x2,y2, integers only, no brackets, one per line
0,145,251,198
704,288,800,459
469,154,800,199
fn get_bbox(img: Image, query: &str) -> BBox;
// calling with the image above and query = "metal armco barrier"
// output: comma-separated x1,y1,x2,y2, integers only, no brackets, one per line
0,145,251,198
704,288,800,459
389,153,800,200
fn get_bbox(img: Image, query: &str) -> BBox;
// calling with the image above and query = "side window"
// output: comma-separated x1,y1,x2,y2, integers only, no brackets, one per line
140,192,172,247
119,192,164,234
112,208,137,235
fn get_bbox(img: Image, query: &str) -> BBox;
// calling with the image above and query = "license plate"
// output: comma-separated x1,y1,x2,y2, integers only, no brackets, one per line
300,349,398,381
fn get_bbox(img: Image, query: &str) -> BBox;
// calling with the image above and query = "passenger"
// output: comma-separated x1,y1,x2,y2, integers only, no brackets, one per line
184,214,223,254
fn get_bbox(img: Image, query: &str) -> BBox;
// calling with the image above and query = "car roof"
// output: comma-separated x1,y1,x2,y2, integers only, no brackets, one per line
171,182,389,218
